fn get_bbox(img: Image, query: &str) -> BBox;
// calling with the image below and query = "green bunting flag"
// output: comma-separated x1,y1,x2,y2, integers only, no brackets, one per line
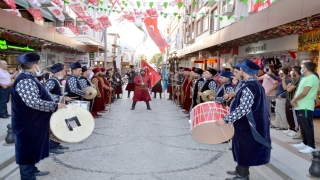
160,12,164,15
149,2,154,8
192,1,197,6
227,15,232,20
178,15,181,20
163,2,168,8
136,1,141,8
219,17,223,21
173,12,178,16
164,13,167,19
177,2,183,8
240,16,245,20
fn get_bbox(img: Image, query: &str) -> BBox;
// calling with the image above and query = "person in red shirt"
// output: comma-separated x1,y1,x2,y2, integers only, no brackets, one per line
131,69,152,110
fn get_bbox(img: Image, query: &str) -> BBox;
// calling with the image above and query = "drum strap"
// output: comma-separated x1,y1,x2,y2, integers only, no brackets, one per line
246,110,272,149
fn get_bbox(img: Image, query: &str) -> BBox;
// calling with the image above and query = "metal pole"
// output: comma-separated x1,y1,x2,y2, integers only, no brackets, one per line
104,28,107,68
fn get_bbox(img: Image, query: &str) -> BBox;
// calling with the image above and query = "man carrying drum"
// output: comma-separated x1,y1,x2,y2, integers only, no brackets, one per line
190,68,204,110
216,60,271,180
65,62,91,101
12,53,67,180
197,68,218,103
45,63,71,154
79,66,95,112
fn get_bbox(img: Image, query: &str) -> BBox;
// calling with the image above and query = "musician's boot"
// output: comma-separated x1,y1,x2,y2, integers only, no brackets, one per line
128,91,131,98
225,166,250,180
130,101,136,110
146,101,151,110
153,93,156,98
159,93,162,99
117,94,120,99
167,93,172,100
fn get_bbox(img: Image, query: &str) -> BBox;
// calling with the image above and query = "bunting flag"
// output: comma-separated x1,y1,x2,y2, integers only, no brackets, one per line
26,8,44,21
4,9,21,17
3,0,16,10
47,7,65,21
144,17,169,53
122,14,135,22
68,26,80,36
27,0,41,6
141,60,161,87
56,27,76,36
97,15,112,28
86,0,99,6
51,0,63,8
79,25,90,34
162,65,168,91
69,3,86,17
92,23,103,32
145,8,158,18
82,16,96,28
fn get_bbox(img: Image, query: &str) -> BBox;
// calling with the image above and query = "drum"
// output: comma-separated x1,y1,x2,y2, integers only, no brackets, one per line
68,101,89,110
83,86,97,99
50,105,95,143
190,102,234,144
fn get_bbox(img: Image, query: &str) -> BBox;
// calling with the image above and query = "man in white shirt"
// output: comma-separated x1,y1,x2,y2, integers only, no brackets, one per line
0,60,18,118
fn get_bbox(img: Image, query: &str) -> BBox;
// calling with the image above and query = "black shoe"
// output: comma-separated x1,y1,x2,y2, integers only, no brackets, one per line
225,176,249,180
227,171,236,175
34,171,50,176
229,147,232,150
58,145,69,150
130,102,136,110
50,149,64,154
146,102,151,110
0,115,8,118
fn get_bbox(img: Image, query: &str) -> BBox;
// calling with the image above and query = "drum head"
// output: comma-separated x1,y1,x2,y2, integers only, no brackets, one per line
50,106,95,143
201,90,217,102
83,86,97,99
191,122,234,144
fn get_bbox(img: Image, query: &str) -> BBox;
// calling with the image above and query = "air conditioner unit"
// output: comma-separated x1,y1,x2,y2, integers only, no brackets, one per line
186,32,190,37
222,4,234,15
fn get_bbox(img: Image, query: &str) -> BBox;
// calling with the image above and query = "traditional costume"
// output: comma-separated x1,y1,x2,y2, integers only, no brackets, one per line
190,68,204,109
125,65,137,98
79,66,94,112
100,68,112,109
112,71,123,98
214,70,234,105
174,67,185,103
152,69,162,98
180,68,191,107
167,72,173,100
199,68,218,103
12,53,57,179
45,63,69,155
65,62,85,100
90,67,104,118
222,60,271,180
182,68,195,114
131,69,151,110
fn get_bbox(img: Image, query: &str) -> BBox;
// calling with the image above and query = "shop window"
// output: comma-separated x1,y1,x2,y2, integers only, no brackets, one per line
210,8,218,33
197,20,202,35
203,17,208,31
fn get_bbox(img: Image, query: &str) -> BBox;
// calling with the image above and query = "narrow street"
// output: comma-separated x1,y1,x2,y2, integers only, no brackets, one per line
7,91,280,180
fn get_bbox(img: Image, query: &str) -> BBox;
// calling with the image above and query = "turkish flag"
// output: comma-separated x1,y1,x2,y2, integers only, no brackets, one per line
47,7,65,21
141,60,161,87
69,3,86,17
144,17,169,53
79,25,90,34
146,8,158,18
4,9,21,17
288,51,297,59
87,0,99,6
92,23,103,32
97,15,112,28
82,16,96,28
51,0,63,9
3,0,16,10
26,8,44,21
68,26,80,36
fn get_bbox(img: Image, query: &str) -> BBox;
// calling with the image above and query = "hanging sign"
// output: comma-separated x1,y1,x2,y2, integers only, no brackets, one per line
298,29,320,51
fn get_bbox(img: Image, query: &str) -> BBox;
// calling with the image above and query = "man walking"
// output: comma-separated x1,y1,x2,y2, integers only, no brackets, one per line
130,69,151,110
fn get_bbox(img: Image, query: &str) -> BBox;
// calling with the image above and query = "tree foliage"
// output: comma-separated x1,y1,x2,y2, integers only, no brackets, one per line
138,54,147,60
149,53,163,68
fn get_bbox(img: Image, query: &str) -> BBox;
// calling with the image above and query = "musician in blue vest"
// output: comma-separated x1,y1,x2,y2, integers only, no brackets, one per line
213,70,234,105
79,66,94,112
12,52,66,180
216,60,271,180
197,68,218,103
45,63,71,154
65,62,90,100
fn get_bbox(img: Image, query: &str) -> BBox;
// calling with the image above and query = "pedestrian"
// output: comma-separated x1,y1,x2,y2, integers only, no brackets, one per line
291,62,319,154
11,52,66,180
152,68,163,98
0,60,18,118
216,60,271,180
130,68,151,110
125,65,137,98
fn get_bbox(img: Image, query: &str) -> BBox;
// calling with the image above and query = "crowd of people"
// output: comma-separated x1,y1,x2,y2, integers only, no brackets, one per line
0,52,319,180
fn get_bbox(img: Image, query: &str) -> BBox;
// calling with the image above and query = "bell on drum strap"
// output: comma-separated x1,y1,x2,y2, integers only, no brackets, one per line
201,90,217,102
83,86,97,99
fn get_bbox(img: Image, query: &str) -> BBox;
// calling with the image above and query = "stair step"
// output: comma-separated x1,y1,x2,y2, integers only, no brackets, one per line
0,162,18,180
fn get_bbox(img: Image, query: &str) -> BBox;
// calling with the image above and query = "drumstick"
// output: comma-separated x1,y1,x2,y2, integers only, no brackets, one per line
70,96,79,99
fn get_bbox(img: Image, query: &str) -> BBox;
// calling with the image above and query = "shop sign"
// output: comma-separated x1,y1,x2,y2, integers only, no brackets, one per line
0,40,34,51
298,29,320,51
250,0,273,13
89,52,95,60
245,44,267,53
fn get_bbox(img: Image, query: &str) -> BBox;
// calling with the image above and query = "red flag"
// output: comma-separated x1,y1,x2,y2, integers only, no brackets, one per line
3,0,16,10
69,3,86,17
146,8,158,18
82,16,95,28
122,14,135,22
68,26,80,36
97,15,112,28
92,23,103,32
141,60,161,87
26,8,43,21
144,17,169,53
288,51,297,59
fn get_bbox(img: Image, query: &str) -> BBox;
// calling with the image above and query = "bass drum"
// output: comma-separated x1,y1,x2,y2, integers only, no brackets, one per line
50,105,95,143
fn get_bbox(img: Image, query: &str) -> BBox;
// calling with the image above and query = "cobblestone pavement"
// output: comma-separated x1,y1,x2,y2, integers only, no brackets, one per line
8,91,281,180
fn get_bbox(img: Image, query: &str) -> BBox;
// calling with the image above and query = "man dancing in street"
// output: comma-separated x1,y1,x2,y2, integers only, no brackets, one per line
216,60,271,180
130,69,151,110
126,65,137,98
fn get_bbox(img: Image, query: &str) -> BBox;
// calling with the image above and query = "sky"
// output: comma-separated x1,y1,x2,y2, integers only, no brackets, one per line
107,11,169,60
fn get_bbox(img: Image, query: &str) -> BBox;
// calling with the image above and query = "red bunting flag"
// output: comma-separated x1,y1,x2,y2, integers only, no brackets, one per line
47,7,65,21
141,60,161,87
146,8,158,18
3,0,17,10
69,3,86,17
82,16,95,28
4,9,21,17
97,15,112,28
68,26,80,36
26,8,44,21
122,14,135,22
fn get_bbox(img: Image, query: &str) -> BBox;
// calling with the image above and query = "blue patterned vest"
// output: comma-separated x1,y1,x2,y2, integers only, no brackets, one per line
65,75,83,100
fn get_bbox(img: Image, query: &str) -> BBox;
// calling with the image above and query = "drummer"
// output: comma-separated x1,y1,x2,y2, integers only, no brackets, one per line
213,70,234,105
65,62,90,101
79,66,94,112
11,52,67,179
197,68,218,103
190,68,204,109
44,63,71,154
